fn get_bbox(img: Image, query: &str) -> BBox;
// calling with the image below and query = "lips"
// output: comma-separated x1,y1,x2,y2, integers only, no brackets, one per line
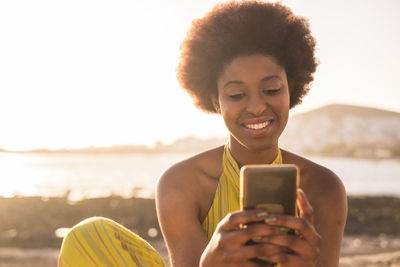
241,117,274,136
244,120,271,130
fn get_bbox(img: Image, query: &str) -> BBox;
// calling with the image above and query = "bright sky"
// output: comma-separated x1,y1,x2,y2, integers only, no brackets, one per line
1,0,399,150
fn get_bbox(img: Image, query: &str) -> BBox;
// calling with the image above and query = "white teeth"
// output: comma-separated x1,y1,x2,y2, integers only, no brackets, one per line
245,121,270,130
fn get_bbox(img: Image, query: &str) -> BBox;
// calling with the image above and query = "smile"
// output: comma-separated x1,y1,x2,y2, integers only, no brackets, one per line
244,120,271,130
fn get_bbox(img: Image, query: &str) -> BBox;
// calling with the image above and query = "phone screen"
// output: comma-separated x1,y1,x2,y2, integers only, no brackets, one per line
240,164,299,216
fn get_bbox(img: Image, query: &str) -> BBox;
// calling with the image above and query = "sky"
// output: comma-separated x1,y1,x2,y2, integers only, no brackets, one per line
0,0,399,150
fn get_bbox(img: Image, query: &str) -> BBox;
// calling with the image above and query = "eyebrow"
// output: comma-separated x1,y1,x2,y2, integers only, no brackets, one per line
223,75,282,88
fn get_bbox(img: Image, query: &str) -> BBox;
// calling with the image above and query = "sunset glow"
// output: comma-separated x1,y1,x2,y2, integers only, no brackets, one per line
1,0,399,150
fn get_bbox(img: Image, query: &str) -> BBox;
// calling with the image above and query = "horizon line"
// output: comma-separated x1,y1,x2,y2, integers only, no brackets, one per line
1,103,399,152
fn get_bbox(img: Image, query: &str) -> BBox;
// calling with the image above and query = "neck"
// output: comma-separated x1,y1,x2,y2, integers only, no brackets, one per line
228,135,279,168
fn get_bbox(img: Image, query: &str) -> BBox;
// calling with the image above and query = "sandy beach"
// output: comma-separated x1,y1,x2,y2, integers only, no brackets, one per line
0,195,399,266
1,236,400,267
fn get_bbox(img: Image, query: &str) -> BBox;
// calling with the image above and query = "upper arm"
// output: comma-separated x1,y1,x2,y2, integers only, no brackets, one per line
312,168,347,267
156,163,209,267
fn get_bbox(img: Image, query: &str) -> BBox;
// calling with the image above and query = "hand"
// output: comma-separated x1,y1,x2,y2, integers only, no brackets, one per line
199,209,286,266
254,189,321,266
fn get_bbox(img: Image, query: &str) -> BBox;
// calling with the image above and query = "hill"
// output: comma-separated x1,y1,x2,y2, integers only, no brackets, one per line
280,104,400,158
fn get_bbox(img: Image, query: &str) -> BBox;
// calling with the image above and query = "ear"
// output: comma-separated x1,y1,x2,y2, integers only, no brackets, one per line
211,96,220,113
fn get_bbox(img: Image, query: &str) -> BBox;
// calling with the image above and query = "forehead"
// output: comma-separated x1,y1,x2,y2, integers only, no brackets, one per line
218,54,286,83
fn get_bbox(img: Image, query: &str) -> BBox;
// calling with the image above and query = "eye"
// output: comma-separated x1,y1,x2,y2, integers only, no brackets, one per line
228,93,245,100
263,88,281,95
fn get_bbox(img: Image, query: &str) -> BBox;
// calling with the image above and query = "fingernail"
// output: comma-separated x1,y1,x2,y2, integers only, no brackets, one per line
264,215,277,223
256,211,268,218
279,227,290,233
299,189,306,199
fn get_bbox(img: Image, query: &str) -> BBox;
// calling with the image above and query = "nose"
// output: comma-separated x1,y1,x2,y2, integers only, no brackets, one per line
246,93,266,115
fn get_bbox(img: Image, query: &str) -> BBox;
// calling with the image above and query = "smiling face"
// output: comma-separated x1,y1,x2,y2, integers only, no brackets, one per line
215,54,290,156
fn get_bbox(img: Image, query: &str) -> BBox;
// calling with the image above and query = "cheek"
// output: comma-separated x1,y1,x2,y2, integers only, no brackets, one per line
281,92,290,124
219,103,240,128
220,107,234,124
281,88,290,108
217,99,228,119
285,95,290,109
272,91,290,111
218,97,234,117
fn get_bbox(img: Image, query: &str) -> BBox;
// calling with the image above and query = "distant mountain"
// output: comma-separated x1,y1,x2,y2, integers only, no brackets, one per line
280,104,400,158
161,104,400,158
19,137,228,154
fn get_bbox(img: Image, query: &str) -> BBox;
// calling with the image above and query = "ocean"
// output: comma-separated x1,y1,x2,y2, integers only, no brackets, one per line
0,152,399,200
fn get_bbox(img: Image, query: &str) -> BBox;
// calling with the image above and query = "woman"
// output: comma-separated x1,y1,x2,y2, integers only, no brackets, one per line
59,1,346,266
157,1,346,266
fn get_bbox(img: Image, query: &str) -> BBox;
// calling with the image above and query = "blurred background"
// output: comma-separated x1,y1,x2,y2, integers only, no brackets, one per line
0,0,399,266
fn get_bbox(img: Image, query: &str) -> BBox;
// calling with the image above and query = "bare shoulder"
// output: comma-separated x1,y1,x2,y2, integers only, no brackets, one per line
155,146,224,266
281,149,347,202
282,149,348,231
156,145,223,203
282,150,347,266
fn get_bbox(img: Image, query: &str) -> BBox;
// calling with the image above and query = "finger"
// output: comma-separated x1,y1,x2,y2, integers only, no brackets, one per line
264,215,321,246
261,234,320,259
229,242,285,261
215,242,280,265
261,252,310,266
238,222,283,244
209,211,276,250
217,210,270,231
215,219,282,248
245,260,275,267
297,189,314,224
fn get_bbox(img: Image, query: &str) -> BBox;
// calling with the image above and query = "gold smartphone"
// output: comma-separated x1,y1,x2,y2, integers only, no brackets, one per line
240,164,299,264
240,164,299,216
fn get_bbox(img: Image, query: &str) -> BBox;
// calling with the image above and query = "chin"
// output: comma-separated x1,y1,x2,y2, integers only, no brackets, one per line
248,142,277,153
234,136,278,153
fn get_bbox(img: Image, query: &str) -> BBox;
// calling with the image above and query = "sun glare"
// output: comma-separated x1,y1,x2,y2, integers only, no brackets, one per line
0,0,399,150
0,154,45,197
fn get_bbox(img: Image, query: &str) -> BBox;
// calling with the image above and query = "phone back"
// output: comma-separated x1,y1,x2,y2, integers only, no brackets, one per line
240,165,299,216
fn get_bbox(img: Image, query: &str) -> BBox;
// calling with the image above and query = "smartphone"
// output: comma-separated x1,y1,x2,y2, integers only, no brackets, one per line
240,164,299,216
240,164,299,264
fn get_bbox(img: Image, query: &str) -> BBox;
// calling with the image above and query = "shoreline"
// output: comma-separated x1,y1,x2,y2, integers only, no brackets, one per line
1,195,399,247
1,195,399,266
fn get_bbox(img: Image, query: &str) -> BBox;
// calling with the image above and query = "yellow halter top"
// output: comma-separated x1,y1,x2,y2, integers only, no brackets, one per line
201,143,282,240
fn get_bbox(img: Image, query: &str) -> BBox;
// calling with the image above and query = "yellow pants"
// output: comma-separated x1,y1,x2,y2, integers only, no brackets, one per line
58,217,165,267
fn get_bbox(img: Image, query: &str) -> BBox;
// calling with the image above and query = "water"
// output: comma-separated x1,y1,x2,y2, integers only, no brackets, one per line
0,152,194,200
0,152,399,199
311,156,400,197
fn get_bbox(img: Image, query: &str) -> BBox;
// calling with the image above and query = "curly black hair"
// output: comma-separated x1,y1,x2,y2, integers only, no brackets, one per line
177,1,317,113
